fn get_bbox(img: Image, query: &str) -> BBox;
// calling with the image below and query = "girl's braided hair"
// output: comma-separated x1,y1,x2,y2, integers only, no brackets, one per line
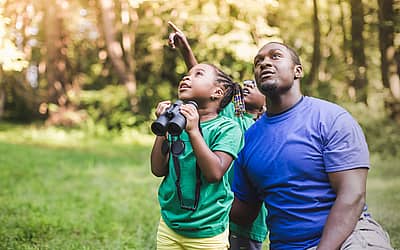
206,63,245,116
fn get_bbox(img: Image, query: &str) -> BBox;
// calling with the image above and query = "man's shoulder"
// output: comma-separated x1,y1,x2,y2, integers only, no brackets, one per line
305,97,350,124
306,96,347,113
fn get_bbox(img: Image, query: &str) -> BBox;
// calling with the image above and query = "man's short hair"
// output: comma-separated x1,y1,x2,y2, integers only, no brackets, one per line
264,42,302,66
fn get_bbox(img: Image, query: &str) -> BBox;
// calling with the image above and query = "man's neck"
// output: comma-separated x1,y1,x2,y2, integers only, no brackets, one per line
266,92,303,116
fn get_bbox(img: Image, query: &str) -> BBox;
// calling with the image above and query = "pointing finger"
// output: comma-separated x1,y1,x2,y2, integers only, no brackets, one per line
168,21,182,33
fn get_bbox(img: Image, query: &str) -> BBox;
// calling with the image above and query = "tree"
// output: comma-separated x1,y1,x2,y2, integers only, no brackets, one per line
304,0,321,89
44,1,82,125
378,0,400,121
45,2,69,106
338,0,350,63
98,0,138,110
0,1,28,119
350,0,368,103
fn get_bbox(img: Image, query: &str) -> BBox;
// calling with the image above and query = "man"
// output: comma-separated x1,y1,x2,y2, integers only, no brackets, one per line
230,42,393,249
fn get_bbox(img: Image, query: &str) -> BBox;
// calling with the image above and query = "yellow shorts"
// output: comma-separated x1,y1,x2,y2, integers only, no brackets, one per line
156,217,229,250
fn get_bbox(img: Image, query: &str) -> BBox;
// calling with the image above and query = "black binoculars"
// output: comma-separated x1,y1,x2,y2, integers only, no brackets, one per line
151,100,198,136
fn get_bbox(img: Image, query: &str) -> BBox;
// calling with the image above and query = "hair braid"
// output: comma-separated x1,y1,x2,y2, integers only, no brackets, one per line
206,64,246,116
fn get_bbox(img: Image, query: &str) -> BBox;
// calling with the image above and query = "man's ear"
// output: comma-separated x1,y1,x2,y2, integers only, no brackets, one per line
294,65,303,79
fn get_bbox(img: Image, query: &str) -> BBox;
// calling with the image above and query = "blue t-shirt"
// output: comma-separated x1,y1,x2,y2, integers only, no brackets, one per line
232,96,370,250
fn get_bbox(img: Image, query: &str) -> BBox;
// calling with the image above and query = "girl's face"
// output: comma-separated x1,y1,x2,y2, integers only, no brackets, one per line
178,64,219,103
243,80,265,110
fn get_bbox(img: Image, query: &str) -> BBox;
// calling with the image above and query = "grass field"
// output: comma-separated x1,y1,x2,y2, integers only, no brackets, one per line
0,124,399,249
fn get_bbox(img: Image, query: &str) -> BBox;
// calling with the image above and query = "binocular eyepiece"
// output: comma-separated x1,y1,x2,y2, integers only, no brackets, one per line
151,100,198,136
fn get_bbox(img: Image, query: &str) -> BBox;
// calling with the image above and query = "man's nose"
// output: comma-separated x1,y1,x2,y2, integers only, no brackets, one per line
259,58,273,68
182,75,190,81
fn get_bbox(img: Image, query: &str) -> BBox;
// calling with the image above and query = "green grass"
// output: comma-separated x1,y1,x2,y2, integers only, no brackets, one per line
0,124,160,249
366,155,400,249
0,124,399,249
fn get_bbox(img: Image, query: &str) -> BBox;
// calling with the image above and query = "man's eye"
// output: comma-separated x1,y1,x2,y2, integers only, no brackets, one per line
272,53,281,59
195,71,203,76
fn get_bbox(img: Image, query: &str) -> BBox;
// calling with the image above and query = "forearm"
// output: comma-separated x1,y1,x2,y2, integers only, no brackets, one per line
150,136,169,177
317,193,365,249
167,21,198,69
175,36,197,69
188,130,228,182
179,47,198,69
230,197,262,226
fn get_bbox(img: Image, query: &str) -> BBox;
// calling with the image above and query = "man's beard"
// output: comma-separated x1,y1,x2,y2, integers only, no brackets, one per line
258,80,278,95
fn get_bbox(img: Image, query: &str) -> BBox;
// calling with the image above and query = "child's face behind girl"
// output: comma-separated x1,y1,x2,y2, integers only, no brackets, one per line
178,64,223,109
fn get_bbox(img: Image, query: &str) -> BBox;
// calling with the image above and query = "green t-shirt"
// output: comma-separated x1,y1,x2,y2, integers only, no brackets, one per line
219,103,253,132
158,115,243,238
221,102,269,242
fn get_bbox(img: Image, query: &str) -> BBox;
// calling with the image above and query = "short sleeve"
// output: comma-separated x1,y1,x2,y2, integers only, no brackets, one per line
210,120,243,160
323,112,370,172
232,150,260,202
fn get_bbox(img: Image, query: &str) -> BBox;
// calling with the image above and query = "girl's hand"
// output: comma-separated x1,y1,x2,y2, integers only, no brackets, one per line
155,101,171,118
179,103,199,133
168,21,189,49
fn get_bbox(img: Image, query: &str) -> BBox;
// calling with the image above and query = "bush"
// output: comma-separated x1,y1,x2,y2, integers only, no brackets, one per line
342,102,400,158
78,85,137,132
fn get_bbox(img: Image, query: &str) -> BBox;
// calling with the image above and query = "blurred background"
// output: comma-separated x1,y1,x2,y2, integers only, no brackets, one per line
0,0,398,134
0,0,399,249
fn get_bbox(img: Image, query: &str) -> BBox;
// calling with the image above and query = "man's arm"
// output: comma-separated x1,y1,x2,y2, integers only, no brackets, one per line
317,168,368,249
230,196,262,226
168,21,198,69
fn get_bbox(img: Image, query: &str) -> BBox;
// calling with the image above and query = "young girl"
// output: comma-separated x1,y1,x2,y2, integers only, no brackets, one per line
151,63,245,249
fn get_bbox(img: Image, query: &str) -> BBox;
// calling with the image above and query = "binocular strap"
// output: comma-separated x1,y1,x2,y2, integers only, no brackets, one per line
172,123,203,211
172,154,201,211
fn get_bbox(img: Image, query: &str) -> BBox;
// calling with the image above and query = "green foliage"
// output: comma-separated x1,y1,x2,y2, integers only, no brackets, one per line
78,85,137,132
0,13,28,72
342,102,400,158
364,119,400,157
1,0,399,130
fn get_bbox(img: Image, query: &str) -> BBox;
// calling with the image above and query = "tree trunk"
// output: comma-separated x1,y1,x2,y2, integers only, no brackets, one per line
378,0,399,97
99,0,137,109
45,3,61,105
45,2,70,106
305,0,321,89
121,1,138,75
350,0,368,103
378,0,400,122
121,0,139,109
44,2,78,125
338,0,349,63
0,82,4,120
